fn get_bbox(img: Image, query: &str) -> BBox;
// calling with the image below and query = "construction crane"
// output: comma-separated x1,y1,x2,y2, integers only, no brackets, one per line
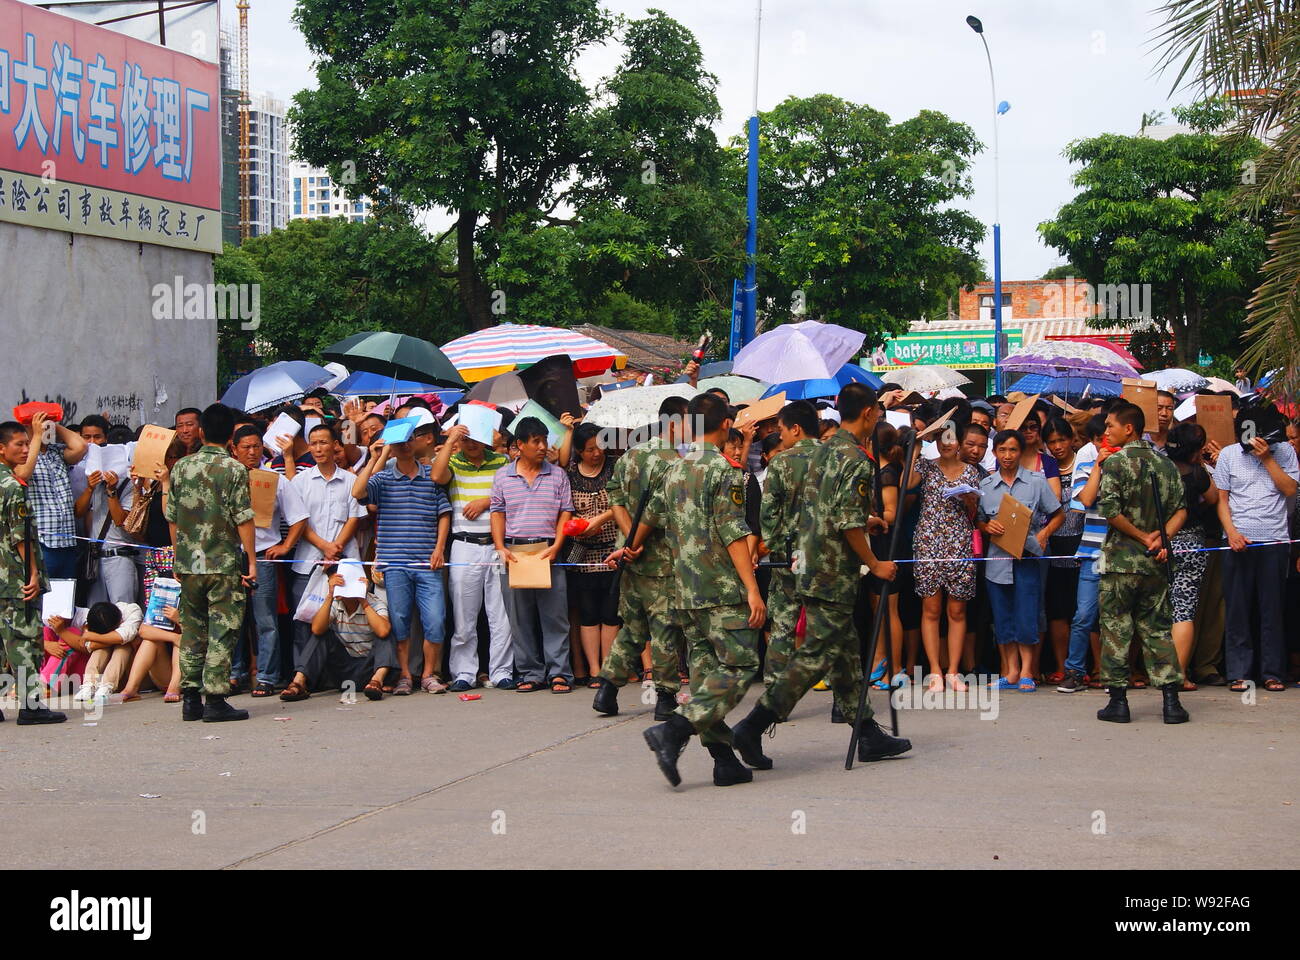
237,0,251,241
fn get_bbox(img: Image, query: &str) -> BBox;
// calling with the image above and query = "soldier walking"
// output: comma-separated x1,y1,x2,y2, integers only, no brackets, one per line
1094,401,1189,724
0,421,66,725
164,404,258,722
732,383,912,768
592,395,690,720
638,393,767,788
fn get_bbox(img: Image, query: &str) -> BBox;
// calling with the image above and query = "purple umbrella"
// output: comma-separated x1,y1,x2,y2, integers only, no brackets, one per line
1000,341,1138,381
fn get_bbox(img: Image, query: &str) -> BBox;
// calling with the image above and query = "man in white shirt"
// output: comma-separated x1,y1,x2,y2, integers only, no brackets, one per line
290,423,366,663
232,425,309,695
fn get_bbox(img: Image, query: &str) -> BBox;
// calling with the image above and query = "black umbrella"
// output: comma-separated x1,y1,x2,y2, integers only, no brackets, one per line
321,332,467,389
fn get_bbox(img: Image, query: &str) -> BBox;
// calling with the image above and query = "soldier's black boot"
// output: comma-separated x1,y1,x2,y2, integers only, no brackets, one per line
654,687,677,721
831,702,847,723
16,699,66,725
203,694,250,722
705,743,753,786
591,677,619,716
1097,686,1130,723
1161,684,1189,724
730,703,777,770
856,717,912,762
643,714,694,787
182,690,205,721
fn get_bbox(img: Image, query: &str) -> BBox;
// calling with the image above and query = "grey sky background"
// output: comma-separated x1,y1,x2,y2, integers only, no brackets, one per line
241,0,1181,282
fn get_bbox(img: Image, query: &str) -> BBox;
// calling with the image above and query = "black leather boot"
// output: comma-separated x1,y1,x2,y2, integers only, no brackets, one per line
642,714,694,787
856,717,912,762
654,687,677,721
203,694,250,722
182,690,205,721
705,743,753,786
831,702,847,724
1097,686,1130,723
730,703,777,770
1161,683,1189,724
591,677,619,716
16,702,66,725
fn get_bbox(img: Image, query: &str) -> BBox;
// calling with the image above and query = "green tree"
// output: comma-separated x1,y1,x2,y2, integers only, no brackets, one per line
1038,101,1270,367
214,215,459,372
734,95,985,348
1156,1,1300,386
214,244,265,387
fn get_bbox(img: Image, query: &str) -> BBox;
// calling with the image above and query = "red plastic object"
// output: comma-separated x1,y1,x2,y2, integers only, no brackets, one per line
562,518,589,537
458,693,482,701
12,402,62,424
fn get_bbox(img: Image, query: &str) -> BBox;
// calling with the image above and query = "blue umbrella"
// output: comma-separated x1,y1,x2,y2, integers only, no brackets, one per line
220,360,333,413
1010,373,1122,397
759,362,884,401
332,370,445,397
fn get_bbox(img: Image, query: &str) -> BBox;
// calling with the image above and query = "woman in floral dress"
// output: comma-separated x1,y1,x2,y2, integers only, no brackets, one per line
912,426,981,692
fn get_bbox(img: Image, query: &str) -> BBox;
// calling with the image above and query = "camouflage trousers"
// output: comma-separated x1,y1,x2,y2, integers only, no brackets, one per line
598,569,685,693
179,573,247,695
0,598,44,704
675,603,760,747
1098,573,1182,688
763,570,799,688
760,597,873,725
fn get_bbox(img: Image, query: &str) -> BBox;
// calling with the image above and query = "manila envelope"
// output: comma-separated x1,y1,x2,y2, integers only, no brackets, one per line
1005,394,1042,432
132,425,176,479
734,392,785,429
1122,378,1159,430
507,542,552,589
917,405,960,440
992,492,1032,560
1195,394,1236,448
249,469,279,528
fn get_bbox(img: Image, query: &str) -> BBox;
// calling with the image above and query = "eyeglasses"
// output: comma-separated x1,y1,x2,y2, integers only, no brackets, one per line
1022,421,1041,431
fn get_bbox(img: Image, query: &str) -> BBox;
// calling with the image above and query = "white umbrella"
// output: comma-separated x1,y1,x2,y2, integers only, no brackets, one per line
883,366,972,393
732,320,866,383
1146,368,1208,394
584,383,698,431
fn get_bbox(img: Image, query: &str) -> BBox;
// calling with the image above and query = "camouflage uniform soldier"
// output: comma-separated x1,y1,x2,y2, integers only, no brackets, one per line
592,396,690,721
759,401,823,688
639,393,766,788
733,384,912,768
163,404,258,723
1094,401,1189,724
0,421,66,725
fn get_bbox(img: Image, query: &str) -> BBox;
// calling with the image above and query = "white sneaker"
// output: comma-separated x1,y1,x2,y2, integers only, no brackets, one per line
72,681,98,703
94,682,114,700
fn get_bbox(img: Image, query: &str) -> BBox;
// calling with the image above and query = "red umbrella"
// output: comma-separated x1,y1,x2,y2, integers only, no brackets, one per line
1048,336,1142,371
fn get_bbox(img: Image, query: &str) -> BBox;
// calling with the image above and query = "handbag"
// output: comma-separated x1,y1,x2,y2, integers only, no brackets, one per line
122,480,155,538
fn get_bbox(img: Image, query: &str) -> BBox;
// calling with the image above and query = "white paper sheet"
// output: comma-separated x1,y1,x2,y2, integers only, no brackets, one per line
42,579,76,621
334,559,368,599
459,404,502,445
263,412,301,454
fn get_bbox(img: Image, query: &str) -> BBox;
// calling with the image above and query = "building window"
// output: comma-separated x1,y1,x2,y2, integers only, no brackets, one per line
320,176,330,186
978,294,1013,322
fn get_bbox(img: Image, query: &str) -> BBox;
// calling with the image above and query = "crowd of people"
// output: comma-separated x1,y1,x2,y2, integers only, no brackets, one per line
0,365,1296,759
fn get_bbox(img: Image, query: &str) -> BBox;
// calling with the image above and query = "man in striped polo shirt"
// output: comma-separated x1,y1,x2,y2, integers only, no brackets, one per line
490,417,574,693
1058,415,1110,693
432,422,512,691
351,432,452,698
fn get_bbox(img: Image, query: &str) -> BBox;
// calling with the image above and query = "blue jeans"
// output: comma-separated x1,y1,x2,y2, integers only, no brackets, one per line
385,567,447,649
42,546,79,580
987,560,1043,646
233,559,283,684
1065,557,1099,675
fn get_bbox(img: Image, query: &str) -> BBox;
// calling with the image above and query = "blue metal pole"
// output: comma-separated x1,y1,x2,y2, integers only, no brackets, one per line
993,222,1003,394
743,115,759,346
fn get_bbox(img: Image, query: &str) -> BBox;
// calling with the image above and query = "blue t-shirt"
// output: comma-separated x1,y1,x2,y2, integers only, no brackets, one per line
361,462,451,565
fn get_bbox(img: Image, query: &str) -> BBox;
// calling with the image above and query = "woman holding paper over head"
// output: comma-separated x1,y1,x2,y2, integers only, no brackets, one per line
977,430,1063,691
912,419,982,693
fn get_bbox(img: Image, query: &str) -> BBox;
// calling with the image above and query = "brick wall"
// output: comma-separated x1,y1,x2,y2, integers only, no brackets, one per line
958,279,1103,323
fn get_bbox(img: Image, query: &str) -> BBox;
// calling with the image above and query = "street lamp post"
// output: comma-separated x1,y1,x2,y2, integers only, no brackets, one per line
967,14,1004,395
741,1,763,349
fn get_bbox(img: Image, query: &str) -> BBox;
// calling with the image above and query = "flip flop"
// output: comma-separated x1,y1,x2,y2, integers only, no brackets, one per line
990,677,1017,690
1017,677,1037,692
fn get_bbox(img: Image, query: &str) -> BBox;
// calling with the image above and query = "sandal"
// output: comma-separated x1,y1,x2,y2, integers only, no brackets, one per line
550,676,572,694
516,680,542,692
1228,679,1248,692
251,681,276,698
587,677,602,689
641,669,653,683
393,677,414,696
1181,680,1198,692
421,676,448,694
363,680,384,701
162,692,181,703
1131,676,1149,689
280,681,310,702
1264,678,1286,692
119,692,141,703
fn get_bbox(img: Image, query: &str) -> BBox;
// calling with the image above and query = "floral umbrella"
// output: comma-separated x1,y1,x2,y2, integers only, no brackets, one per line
1000,340,1138,381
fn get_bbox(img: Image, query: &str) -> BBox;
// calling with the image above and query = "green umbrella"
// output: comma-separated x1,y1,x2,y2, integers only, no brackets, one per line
321,332,467,389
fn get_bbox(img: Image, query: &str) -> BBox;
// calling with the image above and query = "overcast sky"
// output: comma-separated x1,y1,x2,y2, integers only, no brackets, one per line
240,0,1180,281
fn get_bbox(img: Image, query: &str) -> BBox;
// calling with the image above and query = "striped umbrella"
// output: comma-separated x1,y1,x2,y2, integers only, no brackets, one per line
442,323,618,383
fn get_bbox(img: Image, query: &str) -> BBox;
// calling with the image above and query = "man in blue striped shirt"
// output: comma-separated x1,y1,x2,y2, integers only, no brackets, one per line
351,432,451,699
1058,416,1111,693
